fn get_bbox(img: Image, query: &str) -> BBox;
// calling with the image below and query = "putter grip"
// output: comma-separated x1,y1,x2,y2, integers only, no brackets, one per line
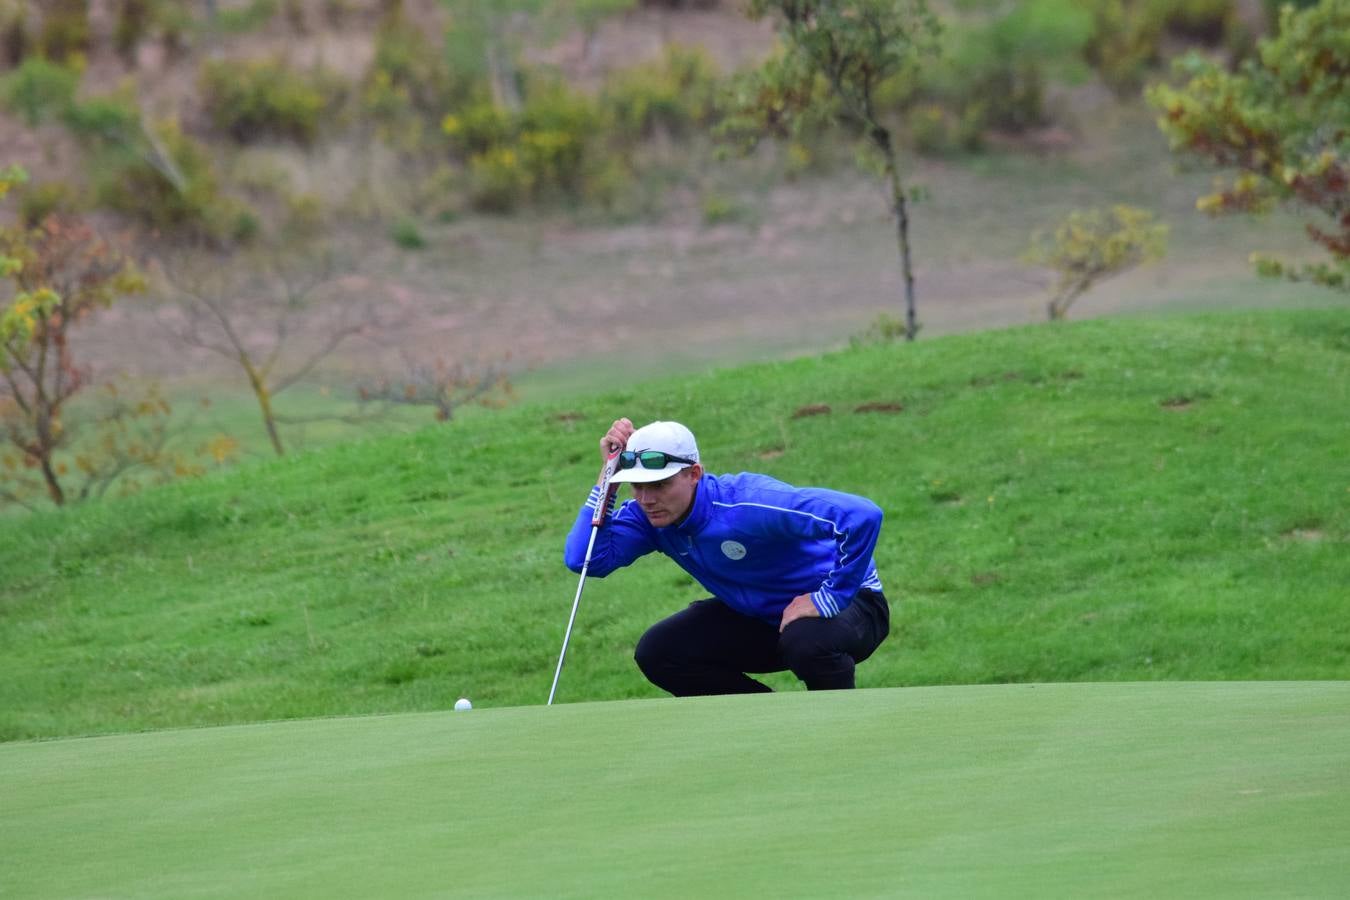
591,447,622,527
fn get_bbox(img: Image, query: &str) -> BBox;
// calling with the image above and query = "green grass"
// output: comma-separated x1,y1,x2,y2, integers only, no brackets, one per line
1,309,1347,741
160,382,444,461
2,682,1347,898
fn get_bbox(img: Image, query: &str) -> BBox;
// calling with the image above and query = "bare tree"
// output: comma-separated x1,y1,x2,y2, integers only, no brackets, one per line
155,244,392,456
355,352,515,423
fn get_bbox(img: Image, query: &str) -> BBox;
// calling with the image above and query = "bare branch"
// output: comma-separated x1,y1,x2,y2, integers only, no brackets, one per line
0,485,39,512
355,353,514,423
152,240,392,455
0,353,35,416
271,320,370,394
272,409,385,427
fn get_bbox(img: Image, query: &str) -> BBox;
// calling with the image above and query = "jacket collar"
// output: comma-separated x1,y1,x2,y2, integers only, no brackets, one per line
671,472,715,536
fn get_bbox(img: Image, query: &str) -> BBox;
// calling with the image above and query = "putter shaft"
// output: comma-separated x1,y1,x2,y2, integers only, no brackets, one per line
548,524,600,705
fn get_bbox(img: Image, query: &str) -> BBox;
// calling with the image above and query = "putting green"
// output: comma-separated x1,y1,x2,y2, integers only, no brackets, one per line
3,682,1347,898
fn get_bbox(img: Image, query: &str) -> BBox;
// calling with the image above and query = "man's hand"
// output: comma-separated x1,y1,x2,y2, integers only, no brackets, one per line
600,418,634,459
779,593,820,633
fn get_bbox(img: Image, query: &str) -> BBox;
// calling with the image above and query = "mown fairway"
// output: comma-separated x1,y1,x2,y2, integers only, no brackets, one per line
3,682,1348,898
1,309,1348,741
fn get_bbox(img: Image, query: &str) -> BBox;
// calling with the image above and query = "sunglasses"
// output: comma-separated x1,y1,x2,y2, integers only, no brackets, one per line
617,450,696,471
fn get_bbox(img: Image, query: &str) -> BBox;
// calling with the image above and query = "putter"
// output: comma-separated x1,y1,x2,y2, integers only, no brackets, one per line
548,444,622,705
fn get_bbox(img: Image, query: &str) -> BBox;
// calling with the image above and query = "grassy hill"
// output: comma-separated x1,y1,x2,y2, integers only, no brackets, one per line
3,682,1348,898
1,308,1347,741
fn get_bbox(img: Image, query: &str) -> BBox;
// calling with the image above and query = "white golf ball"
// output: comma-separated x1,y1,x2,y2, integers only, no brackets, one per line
454,697,472,711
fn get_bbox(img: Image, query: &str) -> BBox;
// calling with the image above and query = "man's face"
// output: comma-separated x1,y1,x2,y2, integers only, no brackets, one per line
631,465,702,527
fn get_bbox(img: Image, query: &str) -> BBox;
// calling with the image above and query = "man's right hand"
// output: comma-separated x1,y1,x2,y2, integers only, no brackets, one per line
600,418,634,460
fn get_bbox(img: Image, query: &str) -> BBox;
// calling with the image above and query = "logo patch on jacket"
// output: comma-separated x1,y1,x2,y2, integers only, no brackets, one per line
721,540,747,560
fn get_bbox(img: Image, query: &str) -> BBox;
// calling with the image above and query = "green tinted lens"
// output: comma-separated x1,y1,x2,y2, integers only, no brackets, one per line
638,450,671,469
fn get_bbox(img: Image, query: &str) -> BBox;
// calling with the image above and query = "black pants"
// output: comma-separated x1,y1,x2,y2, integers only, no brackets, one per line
634,589,890,696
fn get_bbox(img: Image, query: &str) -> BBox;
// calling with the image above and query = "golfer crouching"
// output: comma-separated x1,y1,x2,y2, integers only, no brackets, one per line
564,418,891,695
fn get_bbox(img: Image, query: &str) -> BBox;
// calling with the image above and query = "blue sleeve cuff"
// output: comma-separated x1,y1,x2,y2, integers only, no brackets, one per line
810,588,841,618
583,485,618,522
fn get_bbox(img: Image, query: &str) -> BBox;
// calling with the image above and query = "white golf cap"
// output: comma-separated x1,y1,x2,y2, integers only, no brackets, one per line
610,420,700,483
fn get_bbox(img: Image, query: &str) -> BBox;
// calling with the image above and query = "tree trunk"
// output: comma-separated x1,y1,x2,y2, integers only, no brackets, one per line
244,363,285,456
35,414,65,505
40,455,65,506
879,131,919,341
1049,283,1086,321
259,394,284,457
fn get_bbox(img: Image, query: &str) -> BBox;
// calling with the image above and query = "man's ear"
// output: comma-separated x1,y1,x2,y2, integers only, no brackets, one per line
688,463,704,482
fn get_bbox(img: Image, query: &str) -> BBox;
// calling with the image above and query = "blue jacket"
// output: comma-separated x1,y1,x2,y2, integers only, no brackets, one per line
564,472,884,624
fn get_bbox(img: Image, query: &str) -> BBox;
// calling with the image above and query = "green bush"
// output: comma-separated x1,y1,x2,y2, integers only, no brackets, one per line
581,157,634,212
1262,0,1320,31
848,311,909,347
199,57,339,145
442,101,512,156
60,91,254,244
602,45,720,143
928,0,1092,134
213,0,278,35
700,190,753,226
1083,0,1163,97
908,103,984,156
436,56,722,213
18,179,83,226
449,78,620,212
890,0,1091,150
0,56,78,125
1083,0,1242,97
360,70,431,152
368,12,465,116
467,147,531,213
360,11,480,156
517,81,603,198
62,91,141,144
389,217,426,250
94,119,255,245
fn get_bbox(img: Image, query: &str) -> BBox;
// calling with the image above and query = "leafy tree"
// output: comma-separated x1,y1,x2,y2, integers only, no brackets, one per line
1148,0,1348,292
719,0,941,341
2,377,231,510
0,168,201,508
1023,205,1168,321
